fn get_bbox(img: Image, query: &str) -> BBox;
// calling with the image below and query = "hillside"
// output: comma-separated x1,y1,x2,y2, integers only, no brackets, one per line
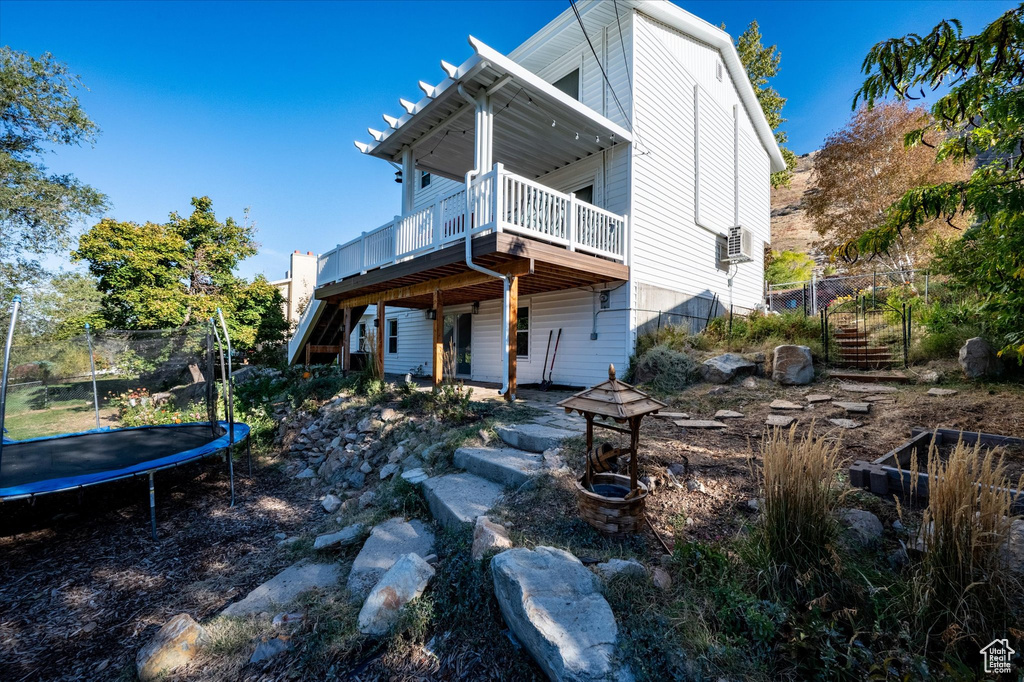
770,152,819,257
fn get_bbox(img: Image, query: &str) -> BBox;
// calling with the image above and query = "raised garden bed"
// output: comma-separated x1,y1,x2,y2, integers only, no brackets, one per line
849,427,1024,513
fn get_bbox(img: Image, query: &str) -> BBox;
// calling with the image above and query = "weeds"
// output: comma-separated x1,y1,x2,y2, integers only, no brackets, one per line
629,344,700,393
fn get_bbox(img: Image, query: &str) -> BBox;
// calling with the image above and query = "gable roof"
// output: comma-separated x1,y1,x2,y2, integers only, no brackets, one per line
509,0,787,173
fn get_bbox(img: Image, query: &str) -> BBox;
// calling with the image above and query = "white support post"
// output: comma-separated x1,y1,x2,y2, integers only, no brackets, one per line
401,147,415,215
494,162,504,232
567,192,577,251
433,201,442,249
393,216,401,263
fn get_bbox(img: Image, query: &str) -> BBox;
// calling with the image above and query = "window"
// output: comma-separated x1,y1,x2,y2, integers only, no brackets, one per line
573,184,594,205
553,68,580,100
357,322,367,351
387,319,398,354
516,306,529,358
716,235,729,271
420,171,431,188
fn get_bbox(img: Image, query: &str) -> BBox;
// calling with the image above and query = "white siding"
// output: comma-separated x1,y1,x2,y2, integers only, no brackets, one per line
353,307,434,377
629,12,771,312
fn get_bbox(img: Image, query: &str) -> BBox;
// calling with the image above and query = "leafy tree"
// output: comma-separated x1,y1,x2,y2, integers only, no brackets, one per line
734,21,798,187
15,271,104,343
806,102,970,273
0,48,107,298
764,249,815,285
73,197,287,350
851,5,1024,359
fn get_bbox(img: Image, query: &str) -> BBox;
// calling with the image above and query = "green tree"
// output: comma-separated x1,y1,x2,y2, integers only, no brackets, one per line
852,5,1024,360
764,249,815,285
16,271,105,343
73,197,287,350
0,48,107,298
734,21,798,187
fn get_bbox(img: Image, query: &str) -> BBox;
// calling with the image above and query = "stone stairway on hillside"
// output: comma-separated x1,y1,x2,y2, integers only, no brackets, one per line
420,422,584,529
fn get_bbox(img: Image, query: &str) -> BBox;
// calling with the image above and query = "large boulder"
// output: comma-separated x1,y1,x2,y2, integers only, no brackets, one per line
701,353,756,384
491,546,629,682
837,508,883,547
772,345,814,385
959,337,1003,380
1002,519,1024,578
221,562,341,616
136,613,209,682
357,553,435,635
347,518,435,598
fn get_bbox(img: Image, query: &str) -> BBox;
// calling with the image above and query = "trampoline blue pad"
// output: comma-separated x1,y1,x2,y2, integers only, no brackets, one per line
0,421,249,498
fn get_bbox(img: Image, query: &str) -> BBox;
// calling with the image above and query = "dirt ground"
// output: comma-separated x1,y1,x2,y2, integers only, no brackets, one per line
0,461,317,681
1,372,1021,681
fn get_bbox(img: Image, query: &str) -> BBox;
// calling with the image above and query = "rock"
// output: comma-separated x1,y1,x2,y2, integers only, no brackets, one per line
838,382,897,394
892,519,906,533
357,553,435,635
806,394,833,403
346,470,366,488
652,411,690,420
359,460,373,475
828,418,862,429
702,353,757,384
358,417,383,433
889,545,909,568
347,518,436,598
707,385,730,395
358,490,376,509
919,370,942,383
387,446,405,463
1002,519,1024,577
491,547,627,681
837,508,883,547
772,345,814,385
667,462,688,478
379,463,399,479
295,468,316,479
652,567,672,591
593,559,646,582
494,423,583,453
422,472,504,530
713,409,744,419
136,614,208,682
249,636,291,664
274,532,287,541
765,414,796,428
402,455,424,472
321,494,342,514
401,467,429,485
833,401,870,414
746,498,761,512
959,337,1003,379
277,536,299,547
222,562,341,616
639,475,657,492
927,387,958,397
673,419,727,429
741,376,759,389
769,399,803,411
472,516,513,560
379,407,399,422
271,612,304,628
313,523,364,550
686,479,706,493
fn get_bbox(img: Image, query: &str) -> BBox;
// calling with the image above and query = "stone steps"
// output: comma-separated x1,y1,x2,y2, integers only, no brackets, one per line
494,423,583,453
421,472,506,530
454,446,543,487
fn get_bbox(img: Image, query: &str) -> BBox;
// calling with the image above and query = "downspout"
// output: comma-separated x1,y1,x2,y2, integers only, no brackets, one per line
458,82,512,398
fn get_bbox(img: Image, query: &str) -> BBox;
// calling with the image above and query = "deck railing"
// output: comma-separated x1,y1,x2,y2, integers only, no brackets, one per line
315,163,627,287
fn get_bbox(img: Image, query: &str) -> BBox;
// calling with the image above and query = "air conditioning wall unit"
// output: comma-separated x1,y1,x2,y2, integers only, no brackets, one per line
726,225,755,263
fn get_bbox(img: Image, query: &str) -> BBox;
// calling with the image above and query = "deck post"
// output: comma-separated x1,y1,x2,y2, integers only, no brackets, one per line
506,275,518,401
494,162,504,232
433,289,444,390
567,192,576,251
376,298,386,378
401,147,415,214
341,306,352,375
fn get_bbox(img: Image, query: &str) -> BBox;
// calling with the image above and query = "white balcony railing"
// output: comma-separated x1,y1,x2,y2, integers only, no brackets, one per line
314,164,628,288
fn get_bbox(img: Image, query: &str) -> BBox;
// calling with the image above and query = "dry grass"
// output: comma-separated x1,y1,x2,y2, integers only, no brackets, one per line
910,438,1024,648
754,424,843,577
364,329,381,380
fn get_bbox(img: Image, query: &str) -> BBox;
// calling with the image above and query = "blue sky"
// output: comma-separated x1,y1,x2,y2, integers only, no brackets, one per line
1,0,1015,282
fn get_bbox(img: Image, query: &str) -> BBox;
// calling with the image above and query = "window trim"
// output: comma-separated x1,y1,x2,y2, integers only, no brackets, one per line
357,322,367,352
420,171,431,189
386,318,398,355
549,55,583,101
515,304,530,360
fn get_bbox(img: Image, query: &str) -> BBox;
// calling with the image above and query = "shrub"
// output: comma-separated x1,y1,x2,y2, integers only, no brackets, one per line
752,425,842,586
909,439,1023,649
634,324,712,358
630,344,699,393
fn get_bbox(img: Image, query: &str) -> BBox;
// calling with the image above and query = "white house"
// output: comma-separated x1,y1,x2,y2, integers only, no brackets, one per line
289,0,785,395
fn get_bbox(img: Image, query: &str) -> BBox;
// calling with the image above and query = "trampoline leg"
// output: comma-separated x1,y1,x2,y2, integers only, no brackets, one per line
148,472,157,541
246,437,252,478
227,444,235,509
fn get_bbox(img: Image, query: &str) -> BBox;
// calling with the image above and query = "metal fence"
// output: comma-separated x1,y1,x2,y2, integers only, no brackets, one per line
767,269,940,315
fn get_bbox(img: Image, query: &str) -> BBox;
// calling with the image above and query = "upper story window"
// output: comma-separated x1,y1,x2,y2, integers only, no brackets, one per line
553,68,580,100
420,171,431,189
573,184,594,205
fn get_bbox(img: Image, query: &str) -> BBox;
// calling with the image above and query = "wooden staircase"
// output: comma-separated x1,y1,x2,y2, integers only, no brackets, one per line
301,303,368,365
833,323,896,369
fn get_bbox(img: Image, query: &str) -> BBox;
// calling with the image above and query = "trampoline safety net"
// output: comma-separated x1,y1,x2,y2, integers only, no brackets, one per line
2,324,224,442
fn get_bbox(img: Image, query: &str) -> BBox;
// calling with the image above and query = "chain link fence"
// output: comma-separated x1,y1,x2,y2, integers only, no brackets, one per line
767,270,948,315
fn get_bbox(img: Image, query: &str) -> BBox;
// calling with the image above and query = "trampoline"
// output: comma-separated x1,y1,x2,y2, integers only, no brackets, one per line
0,298,253,539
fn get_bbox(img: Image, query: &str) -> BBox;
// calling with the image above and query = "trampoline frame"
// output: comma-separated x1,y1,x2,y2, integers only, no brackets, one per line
0,299,254,540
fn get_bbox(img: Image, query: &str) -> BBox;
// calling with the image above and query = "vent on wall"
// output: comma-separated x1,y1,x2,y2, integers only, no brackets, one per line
716,60,723,81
